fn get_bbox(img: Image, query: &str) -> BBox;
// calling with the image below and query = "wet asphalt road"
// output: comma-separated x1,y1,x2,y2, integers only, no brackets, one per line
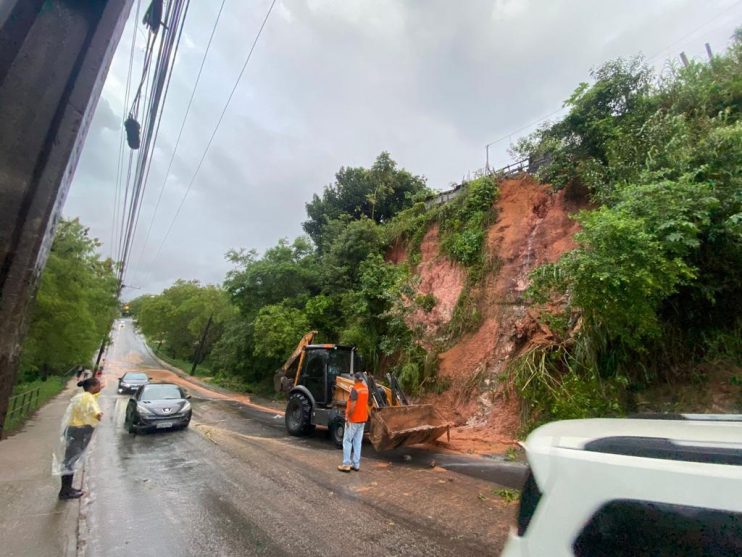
80,320,521,556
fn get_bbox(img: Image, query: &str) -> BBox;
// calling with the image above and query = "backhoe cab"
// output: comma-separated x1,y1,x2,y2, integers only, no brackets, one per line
275,332,450,451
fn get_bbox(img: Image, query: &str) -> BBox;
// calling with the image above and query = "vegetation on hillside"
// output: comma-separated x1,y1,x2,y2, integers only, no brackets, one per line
511,31,742,427
19,218,119,382
131,153,497,394
131,34,740,429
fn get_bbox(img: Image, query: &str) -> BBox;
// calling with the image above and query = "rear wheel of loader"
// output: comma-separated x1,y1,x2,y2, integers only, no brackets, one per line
328,417,344,449
285,393,315,436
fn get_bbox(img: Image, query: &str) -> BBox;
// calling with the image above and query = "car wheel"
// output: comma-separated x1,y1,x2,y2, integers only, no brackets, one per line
125,409,138,434
285,393,314,436
328,417,344,449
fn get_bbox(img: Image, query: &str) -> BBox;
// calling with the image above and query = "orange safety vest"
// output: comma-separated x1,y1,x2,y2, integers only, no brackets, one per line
347,383,369,423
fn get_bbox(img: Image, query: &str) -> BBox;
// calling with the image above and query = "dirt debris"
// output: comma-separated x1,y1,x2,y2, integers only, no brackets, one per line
403,177,587,452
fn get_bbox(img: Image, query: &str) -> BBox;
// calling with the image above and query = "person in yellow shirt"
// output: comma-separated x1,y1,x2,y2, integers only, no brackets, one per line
58,377,102,500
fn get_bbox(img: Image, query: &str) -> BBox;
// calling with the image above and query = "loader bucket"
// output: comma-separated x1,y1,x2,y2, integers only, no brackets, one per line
368,404,450,452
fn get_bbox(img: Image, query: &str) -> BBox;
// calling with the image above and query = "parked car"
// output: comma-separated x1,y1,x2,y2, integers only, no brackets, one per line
124,383,192,434
501,415,742,557
117,371,149,394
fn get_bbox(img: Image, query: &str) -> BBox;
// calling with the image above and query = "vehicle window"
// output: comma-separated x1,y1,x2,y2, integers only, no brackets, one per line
327,349,351,376
327,349,351,400
124,372,147,380
140,384,182,400
301,350,327,403
573,500,742,557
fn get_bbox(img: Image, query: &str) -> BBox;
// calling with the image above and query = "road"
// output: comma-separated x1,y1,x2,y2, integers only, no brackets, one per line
80,320,520,556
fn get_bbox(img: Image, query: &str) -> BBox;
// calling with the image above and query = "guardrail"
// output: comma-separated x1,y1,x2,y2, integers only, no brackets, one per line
4,386,41,428
425,158,533,209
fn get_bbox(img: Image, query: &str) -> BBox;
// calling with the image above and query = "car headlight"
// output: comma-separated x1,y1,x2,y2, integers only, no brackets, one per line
136,403,153,415
120,383,129,388
181,401,191,413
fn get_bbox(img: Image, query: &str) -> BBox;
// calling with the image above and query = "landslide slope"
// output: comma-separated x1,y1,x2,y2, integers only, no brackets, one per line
406,176,586,452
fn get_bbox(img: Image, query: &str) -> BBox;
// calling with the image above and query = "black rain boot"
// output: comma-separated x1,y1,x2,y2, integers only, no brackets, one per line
59,474,83,500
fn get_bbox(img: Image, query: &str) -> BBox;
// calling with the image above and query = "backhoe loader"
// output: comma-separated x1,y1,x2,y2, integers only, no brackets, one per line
274,332,450,451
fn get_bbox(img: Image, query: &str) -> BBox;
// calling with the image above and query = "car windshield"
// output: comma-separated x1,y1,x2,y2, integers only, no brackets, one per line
124,373,147,381
140,384,182,400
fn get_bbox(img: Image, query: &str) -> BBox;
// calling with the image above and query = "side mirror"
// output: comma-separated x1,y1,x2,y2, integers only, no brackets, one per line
185,394,192,400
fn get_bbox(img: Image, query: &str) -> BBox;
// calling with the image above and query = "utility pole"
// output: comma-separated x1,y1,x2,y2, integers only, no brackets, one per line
705,43,713,62
191,314,213,375
0,0,134,436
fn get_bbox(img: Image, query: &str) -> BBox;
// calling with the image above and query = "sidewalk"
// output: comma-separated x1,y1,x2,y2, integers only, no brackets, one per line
0,380,81,557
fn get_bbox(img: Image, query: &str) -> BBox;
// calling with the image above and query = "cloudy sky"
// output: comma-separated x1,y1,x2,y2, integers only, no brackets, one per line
63,0,742,297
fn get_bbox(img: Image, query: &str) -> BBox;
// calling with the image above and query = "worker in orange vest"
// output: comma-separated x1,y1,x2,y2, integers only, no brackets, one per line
338,372,369,472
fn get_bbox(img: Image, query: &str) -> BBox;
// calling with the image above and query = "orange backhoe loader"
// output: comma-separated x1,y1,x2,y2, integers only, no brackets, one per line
274,332,450,451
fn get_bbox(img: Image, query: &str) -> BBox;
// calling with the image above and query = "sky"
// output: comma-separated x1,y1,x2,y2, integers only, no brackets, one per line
63,0,742,298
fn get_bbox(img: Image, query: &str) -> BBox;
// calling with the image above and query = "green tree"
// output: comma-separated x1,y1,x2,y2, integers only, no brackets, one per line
224,237,319,320
303,152,429,249
133,280,233,362
20,219,119,379
252,305,310,361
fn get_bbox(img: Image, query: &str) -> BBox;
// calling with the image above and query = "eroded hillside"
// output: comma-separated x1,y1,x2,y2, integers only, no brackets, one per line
401,176,587,452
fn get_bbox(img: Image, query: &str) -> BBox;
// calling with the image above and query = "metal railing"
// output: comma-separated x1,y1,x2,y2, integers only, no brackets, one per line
4,386,41,429
425,158,534,208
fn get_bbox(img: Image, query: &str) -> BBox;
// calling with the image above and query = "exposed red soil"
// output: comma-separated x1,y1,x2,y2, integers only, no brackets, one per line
410,176,587,453
407,225,467,336
386,238,408,264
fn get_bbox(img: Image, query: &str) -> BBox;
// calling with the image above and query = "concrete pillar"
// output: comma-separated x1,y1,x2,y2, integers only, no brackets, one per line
0,0,133,436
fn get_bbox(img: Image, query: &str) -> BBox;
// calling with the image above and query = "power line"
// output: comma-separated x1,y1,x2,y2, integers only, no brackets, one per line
110,0,142,261
645,0,742,63
121,0,192,283
149,0,278,265
117,0,192,285
133,0,229,273
482,0,742,166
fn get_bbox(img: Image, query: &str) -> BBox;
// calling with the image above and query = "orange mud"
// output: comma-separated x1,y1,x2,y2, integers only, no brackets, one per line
131,368,284,416
408,177,587,453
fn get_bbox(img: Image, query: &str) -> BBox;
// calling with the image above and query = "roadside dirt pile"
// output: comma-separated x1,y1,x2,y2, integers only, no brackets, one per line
407,176,587,453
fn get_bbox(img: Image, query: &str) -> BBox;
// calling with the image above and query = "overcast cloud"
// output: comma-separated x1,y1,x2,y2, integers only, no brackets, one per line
63,0,742,297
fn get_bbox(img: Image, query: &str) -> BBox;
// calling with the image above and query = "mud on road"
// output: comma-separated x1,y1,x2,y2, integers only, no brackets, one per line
81,321,517,556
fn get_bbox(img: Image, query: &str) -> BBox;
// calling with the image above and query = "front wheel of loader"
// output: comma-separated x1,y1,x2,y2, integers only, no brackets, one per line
328,417,345,449
285,393,315,436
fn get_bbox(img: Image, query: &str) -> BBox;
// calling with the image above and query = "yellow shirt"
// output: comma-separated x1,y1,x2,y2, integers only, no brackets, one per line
68,392,102,427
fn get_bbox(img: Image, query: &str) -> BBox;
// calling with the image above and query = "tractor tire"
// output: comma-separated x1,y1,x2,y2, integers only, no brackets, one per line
285,393,314,436
328,417,345,449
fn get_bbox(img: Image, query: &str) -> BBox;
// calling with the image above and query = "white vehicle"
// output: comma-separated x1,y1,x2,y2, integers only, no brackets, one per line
501,416,742,557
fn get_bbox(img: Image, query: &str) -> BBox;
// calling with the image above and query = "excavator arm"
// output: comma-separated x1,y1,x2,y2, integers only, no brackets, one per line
273,330,317,393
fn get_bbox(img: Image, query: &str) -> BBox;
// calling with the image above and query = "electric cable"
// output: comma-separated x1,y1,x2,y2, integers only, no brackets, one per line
110,0,142,260
482,0,742,163
118,0,192,285
132,0,228,273
149,0,278,266
121,0,192,283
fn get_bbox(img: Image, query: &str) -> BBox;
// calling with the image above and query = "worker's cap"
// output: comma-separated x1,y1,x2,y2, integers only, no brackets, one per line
353,372,365,381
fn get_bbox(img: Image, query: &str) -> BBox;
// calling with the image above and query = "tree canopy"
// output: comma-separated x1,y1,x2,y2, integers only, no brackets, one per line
19,218,119,379
303,152,429,250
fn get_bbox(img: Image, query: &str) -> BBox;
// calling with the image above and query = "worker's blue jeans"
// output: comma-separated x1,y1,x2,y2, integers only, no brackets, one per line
342,421,365,469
